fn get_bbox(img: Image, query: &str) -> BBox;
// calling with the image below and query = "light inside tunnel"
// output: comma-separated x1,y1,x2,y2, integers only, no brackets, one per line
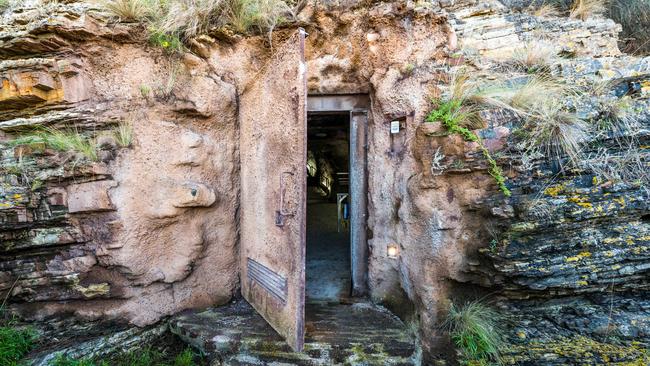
387,244,399,258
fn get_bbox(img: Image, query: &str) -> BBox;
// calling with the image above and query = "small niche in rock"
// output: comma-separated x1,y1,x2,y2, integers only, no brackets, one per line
641,214,650,223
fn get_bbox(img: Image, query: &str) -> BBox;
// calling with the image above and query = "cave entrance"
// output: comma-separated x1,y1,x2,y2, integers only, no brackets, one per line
307,95,370,301
239,29,370,352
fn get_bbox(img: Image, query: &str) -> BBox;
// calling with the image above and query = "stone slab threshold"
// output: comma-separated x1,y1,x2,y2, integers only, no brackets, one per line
170,299,418,366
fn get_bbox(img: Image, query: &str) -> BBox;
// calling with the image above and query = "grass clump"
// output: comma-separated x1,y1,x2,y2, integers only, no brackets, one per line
443,70,586,168
509,41,557,73
101,0,294,51
570,0,606,20
426,97,511,197
8,127,98,161
114,121,134,147
445,301,504,366
0,324,37,366
100,0,154,22
529,2,561,17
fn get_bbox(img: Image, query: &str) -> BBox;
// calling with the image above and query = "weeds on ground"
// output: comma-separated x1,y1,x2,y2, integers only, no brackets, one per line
445,301,504,366
0,287,38,366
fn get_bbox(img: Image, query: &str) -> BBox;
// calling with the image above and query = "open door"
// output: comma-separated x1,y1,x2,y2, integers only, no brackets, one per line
239,29,307,351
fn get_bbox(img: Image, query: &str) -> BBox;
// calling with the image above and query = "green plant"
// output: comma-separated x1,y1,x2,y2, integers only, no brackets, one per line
139,84,152,98
30,179,43,191
51,354,101,366
426,98,511,197
173,348,196,366
0,324,37,366
445,301,504,366
8,127,98,161
570,0,606,20
0,0,9,12
148,30,184,54
114,121,134,147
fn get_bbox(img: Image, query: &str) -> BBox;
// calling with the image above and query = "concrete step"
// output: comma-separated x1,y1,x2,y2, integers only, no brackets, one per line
170,299,418,365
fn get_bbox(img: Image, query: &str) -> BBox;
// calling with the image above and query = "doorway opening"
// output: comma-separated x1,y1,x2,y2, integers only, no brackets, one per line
306,112,351,302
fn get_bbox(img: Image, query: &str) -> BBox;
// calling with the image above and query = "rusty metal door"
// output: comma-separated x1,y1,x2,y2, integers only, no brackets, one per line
239,29,307,351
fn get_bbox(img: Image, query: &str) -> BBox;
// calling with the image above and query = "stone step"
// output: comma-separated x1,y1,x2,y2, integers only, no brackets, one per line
170,299,418,365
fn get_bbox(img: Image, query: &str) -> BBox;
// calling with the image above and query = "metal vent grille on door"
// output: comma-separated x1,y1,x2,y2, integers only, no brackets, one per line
247,258,288,304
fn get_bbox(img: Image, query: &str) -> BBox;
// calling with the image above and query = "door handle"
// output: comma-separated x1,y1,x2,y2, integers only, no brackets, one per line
276,171,296,226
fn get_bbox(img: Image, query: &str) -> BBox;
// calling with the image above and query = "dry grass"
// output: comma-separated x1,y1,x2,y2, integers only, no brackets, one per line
147,0,291,41
100,0,153,22
529,3,561,17
156,0,219,39
570,0,606,20
443,69,585,167
523,101,588,165
509,41,557,73
113,120,133,147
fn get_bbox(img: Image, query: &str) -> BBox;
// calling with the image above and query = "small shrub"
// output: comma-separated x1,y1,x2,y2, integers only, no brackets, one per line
570,0,606,20
113,121,134,147
0,325,37,366
445,301,504,365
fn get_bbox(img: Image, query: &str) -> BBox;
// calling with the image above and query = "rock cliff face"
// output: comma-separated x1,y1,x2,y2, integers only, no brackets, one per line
1,0,648,365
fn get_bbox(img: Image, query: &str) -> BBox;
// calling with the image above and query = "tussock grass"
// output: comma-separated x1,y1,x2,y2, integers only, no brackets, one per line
445,301,504,365
509,41,557,73
531,3,561,17
101,0,293,49
100,0,152,22
8,127,98,161
114,120,134,147
435,69,586,169
523,101,588,165
570,0,606,20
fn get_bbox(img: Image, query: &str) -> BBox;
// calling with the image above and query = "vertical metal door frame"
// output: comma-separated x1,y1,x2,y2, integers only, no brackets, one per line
350,110,368,296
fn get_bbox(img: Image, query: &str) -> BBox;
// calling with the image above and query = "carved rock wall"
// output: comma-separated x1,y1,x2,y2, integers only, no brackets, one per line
0,2,239,326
